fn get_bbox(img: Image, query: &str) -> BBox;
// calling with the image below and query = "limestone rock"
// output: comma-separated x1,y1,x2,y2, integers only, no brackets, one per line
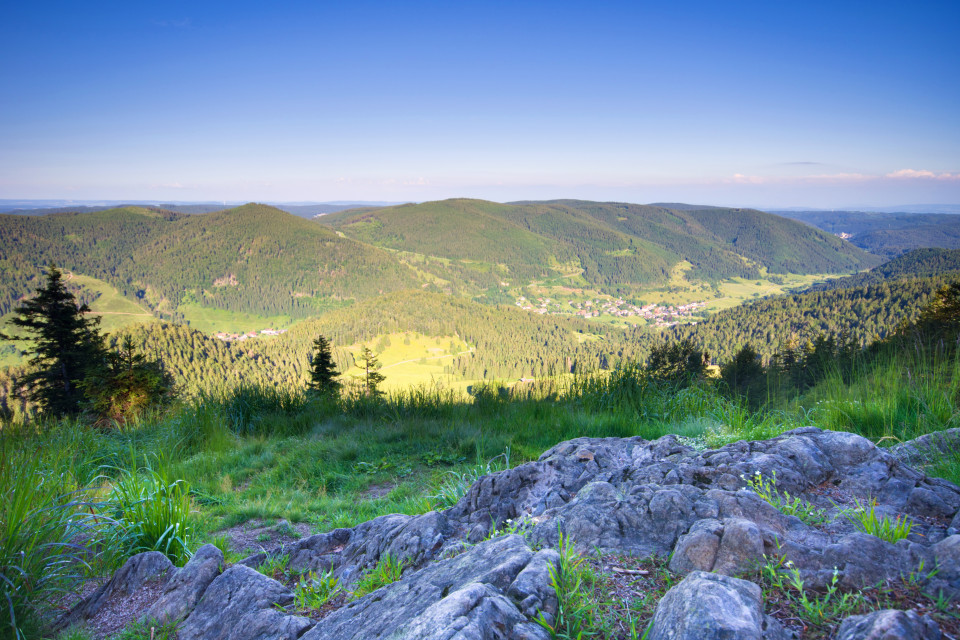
648,571,788,640
836,609,941,640
177,564,313,640
143,543,223,624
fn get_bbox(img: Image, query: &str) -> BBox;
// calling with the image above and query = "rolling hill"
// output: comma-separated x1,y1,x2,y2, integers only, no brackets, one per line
321,199,879,297
0,204,420,319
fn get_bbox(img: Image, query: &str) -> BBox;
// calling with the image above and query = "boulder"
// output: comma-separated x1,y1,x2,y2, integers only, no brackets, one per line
55,551,173,631
648,571,789,640
836,609,941,640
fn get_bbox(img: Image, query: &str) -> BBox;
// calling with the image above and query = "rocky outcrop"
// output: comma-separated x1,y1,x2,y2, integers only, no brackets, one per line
891,428,960,468
300,535,553,640
144,544,223,624
178,564,313,640
55,551,173,632
61,427,960,639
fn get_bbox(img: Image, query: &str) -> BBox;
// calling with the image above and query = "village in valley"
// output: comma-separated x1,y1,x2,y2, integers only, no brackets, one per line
214,327,287,342
515,295,707,327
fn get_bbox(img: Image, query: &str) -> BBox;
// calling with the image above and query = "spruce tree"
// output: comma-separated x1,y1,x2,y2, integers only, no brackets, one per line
357,346,386,397
2,264,105,415
308,335,341,396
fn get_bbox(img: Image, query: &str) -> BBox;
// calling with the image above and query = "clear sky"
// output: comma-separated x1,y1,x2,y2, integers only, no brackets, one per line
1,0,958,208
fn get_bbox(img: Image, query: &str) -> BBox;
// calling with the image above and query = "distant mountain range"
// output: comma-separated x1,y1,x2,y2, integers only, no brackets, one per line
0,200,404,218
777,210,960,258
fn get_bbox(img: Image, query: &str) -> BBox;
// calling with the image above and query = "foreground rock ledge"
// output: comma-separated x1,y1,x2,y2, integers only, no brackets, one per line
60,427,960,639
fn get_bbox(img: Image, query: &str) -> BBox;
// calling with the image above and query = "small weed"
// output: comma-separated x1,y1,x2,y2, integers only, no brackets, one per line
842,496,913,543
256,533,272,542
108,619,179,640
274,520,300,539
761,555,863,629
55,627,94,640
485,516,531,540
746,470,829,526
537,530,601,638
256,553,291,580
352,552,407,598
294,568,342,610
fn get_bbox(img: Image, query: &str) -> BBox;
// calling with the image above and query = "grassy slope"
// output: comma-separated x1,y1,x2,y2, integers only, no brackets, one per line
0,273,156,367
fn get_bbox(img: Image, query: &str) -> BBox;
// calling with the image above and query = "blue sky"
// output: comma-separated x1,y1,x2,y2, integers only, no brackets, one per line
1,1,958,207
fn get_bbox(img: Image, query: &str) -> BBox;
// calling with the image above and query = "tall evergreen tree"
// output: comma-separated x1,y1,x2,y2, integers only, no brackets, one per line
308,335,341,396
1,264,105,415
356,346,386,397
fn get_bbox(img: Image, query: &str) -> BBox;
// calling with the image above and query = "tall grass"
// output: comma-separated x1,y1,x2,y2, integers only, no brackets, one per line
806,341,960,443
103,457,193,566
0,437,96,640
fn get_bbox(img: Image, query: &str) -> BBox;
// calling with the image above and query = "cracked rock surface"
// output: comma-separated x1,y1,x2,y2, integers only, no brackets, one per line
59,427,960,639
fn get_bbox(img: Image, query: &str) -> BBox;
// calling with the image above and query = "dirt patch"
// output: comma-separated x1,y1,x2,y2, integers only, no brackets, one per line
362,482,397,499
217,518,313,556
87,579,166,639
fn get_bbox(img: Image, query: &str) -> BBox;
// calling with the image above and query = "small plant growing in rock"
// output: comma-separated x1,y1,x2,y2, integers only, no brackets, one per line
842,496,913,543
745,470,829,526
256,553,290,580
761,556,862,629
352,552,407,598
294,568,342,610
536,530,600,638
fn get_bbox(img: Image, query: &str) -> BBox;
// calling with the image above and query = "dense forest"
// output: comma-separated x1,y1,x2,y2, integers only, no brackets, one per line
321,199,879,296
0,204,419,318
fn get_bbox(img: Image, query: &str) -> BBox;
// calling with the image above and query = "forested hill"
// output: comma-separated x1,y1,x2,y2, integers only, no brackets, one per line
664,275,952,363
810,248,960,292
778,210,960,259
321,199,879,296
0,204,420,318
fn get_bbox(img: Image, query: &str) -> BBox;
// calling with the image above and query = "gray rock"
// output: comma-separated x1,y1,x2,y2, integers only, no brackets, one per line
836,609,941,640
55,551,173,631
891,428,960,468
648,571,787,640
301,535,553,640
143,543,223,624
670,517,765,576
669,518,722,574
177,564,313,640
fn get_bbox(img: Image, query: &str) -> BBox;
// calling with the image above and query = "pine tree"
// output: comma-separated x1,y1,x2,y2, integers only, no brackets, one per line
1,264,105,415
308,335,341,396
80,335,176,424
357,346,385,397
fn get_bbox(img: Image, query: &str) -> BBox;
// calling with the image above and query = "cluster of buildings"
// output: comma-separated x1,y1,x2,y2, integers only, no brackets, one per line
515,296,707,326
214,328,287,342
